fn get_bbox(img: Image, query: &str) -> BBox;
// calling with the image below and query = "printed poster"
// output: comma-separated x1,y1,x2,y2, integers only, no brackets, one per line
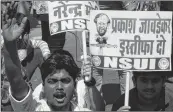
48,1,99,35
89,10,172,71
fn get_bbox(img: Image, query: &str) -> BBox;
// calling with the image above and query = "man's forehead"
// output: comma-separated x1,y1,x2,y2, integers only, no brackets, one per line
48,69,71,79
97,15,109,23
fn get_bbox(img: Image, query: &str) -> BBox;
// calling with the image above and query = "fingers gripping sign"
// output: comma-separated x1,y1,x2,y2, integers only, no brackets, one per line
82,30,92,82
81,59,92,82
117,106,131,111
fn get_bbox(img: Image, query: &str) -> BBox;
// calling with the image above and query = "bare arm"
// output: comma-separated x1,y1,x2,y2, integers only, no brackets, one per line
2,2,29,100
3,40,29,100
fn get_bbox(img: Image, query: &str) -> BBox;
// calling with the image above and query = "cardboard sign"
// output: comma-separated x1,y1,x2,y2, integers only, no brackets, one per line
48,1,99,35
89,11,172,71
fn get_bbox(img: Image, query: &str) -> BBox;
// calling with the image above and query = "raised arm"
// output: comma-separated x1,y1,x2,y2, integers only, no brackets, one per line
2,3,29,100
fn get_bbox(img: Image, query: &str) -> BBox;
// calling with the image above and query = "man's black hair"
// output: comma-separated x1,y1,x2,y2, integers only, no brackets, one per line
40,50,80,84
133,71,166,79
94,13,110,24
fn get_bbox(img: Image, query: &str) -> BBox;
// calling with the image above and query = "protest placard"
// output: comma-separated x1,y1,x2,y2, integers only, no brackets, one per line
48,1,99,35
89,10,172,71
33,1,48,14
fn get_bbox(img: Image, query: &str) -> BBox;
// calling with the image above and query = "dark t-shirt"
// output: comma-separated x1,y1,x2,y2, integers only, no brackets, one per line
112,88,173,111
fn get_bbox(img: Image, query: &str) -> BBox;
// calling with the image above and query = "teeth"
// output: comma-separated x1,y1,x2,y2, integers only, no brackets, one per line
55,97,65,102
54,92,66,102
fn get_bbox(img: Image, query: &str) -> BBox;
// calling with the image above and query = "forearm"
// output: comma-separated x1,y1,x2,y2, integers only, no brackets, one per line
84,68,105,110
4,40,29,101
85,77,105,110
86,86,105,111
92,67,103,91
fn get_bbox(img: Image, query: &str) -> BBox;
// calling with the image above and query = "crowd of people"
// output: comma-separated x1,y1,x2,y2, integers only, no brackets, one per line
1,1,173,111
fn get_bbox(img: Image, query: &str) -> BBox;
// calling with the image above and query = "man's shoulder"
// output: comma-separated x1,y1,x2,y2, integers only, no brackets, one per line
112,88,137,111
9,87,37,111
165,87,173,111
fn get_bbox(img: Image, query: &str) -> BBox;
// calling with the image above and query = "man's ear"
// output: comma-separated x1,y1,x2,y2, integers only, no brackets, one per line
132,76,137,87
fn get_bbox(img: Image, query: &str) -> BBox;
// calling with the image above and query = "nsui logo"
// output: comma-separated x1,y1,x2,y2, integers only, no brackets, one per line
92,56,101,67
158,58,169,70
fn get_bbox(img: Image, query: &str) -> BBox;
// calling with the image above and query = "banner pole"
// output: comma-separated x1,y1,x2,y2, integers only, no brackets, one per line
124,71,130,106
82,30,89,81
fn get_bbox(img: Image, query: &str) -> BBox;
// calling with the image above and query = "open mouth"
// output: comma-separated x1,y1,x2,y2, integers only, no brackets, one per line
54,92,66,103
100,29,105,33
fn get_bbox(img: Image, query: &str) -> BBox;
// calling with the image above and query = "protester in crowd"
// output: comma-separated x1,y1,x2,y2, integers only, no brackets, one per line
1,1,50,111
1,1,50,80
32,1,103,94
33,1,106,109
112,2,173,111
116,0,161,95
112,66,173,111
32,2,103,99
32,1,104,108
